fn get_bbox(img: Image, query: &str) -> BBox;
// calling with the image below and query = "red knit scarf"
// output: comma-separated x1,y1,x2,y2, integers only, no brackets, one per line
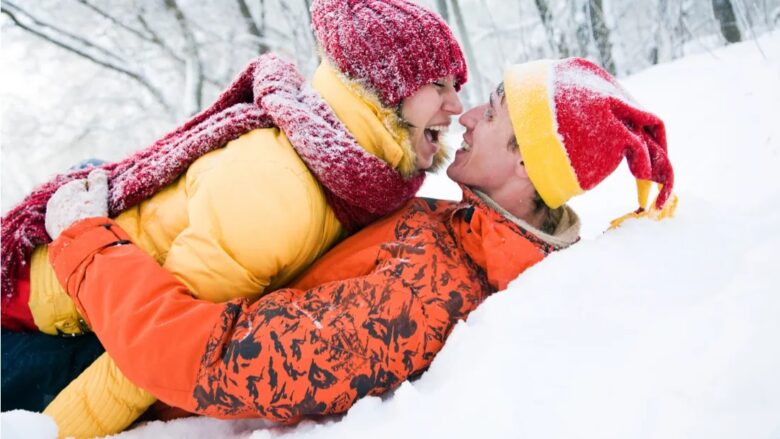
1,53,424,311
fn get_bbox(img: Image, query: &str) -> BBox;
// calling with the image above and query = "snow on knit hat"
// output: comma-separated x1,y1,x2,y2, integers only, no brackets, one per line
504,57,677,223
310,0,467,107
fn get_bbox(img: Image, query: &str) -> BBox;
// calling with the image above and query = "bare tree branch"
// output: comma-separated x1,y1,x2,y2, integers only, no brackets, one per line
134,9,183,63
74,0,154,44
301,0,310,29
712,0,742,43
301,0,318,64
435,0,450,22
132,8,220,87
480,0,507,62
164,0,204,114
277,0,317,70
534,0,570,57
2,4,175,115
123,7,226,90
4,0,123,64
236,0,270,53
451,0,485,105
589,0,616,74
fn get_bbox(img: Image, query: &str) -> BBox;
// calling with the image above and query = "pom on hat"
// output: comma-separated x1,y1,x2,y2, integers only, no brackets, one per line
503,57,676,221
311,0,468,107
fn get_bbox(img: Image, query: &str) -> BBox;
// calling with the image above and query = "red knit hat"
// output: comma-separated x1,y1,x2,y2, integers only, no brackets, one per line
311,0,468,107
504,57,676,221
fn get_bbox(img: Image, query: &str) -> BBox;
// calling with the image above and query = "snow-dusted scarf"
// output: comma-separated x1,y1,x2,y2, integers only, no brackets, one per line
1,53,424,308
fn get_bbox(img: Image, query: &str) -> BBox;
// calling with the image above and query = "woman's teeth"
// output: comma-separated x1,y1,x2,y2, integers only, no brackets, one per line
459,140,471,151
424,125,448,144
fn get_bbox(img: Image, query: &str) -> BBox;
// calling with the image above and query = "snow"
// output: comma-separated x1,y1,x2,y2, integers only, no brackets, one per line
0,410,57,439
555,61,633,104
4,31,780,439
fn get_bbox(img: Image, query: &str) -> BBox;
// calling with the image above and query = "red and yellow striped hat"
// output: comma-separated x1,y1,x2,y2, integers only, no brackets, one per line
504,58,676,224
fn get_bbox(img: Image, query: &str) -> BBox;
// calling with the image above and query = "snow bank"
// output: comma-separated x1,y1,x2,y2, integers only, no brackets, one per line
0,410,57,439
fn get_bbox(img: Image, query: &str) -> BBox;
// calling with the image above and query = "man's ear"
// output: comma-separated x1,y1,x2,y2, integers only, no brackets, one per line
514,158,530,180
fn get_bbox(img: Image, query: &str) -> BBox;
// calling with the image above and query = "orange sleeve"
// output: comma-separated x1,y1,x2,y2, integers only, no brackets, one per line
50,216,492,422
49,218,227,412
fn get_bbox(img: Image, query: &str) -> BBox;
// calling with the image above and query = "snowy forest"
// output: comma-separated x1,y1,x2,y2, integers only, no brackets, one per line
1,0,778,211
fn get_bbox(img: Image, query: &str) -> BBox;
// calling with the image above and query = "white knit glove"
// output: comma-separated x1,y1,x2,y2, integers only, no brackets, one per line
45,169,109,239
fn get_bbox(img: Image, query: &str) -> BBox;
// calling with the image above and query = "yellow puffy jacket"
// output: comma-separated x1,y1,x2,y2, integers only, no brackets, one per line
33,61,440,438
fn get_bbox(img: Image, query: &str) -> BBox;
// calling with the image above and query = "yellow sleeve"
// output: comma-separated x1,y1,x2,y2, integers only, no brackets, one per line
28,246,86,336
43,352,156,439
162,145,319,303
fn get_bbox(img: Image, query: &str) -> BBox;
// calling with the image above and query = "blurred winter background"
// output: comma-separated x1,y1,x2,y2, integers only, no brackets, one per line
2,0,778,211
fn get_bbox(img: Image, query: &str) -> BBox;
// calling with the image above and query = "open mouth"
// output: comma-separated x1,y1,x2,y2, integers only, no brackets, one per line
458,140,471,152
424,125,448,145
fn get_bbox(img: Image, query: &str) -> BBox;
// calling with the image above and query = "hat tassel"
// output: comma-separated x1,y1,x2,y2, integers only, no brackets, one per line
609,180,679,229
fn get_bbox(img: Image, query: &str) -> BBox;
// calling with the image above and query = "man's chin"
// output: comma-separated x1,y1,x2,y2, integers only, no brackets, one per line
445,165,461,183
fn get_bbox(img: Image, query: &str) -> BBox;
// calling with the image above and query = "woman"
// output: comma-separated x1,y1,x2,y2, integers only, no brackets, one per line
0,0,466,436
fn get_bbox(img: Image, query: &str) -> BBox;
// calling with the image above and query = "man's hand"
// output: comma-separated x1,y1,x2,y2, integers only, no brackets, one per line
45,169,109,239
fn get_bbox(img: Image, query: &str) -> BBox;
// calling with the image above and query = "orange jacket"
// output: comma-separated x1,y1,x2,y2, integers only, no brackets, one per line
49,189,577,422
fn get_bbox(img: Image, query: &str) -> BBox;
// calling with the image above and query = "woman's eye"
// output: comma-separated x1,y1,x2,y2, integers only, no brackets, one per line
483,108,493,120
433,81,445,89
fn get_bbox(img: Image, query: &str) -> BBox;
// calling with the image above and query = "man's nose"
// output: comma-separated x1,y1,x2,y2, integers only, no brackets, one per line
458,104,484,129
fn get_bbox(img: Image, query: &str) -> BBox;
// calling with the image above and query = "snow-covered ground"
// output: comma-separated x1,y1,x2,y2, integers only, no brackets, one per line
3,32,780,439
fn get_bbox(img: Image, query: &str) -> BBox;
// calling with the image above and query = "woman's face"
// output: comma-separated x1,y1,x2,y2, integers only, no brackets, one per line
400,76,463,170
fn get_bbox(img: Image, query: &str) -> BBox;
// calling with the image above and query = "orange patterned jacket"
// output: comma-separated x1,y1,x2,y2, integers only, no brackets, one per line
49,189,575,423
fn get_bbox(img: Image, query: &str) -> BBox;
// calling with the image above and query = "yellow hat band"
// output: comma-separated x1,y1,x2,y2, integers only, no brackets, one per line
503,61,583,209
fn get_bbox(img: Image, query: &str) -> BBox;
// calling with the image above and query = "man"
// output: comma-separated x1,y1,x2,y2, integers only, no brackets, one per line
45,58,676,424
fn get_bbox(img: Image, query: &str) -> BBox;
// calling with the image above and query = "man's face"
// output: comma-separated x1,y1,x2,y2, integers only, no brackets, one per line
446,87,521,192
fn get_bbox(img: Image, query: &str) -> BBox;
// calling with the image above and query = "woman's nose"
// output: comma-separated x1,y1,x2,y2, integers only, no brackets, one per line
443,88,464,115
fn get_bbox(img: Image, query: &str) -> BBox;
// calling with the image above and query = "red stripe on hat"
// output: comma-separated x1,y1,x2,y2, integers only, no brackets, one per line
552,58,674,208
